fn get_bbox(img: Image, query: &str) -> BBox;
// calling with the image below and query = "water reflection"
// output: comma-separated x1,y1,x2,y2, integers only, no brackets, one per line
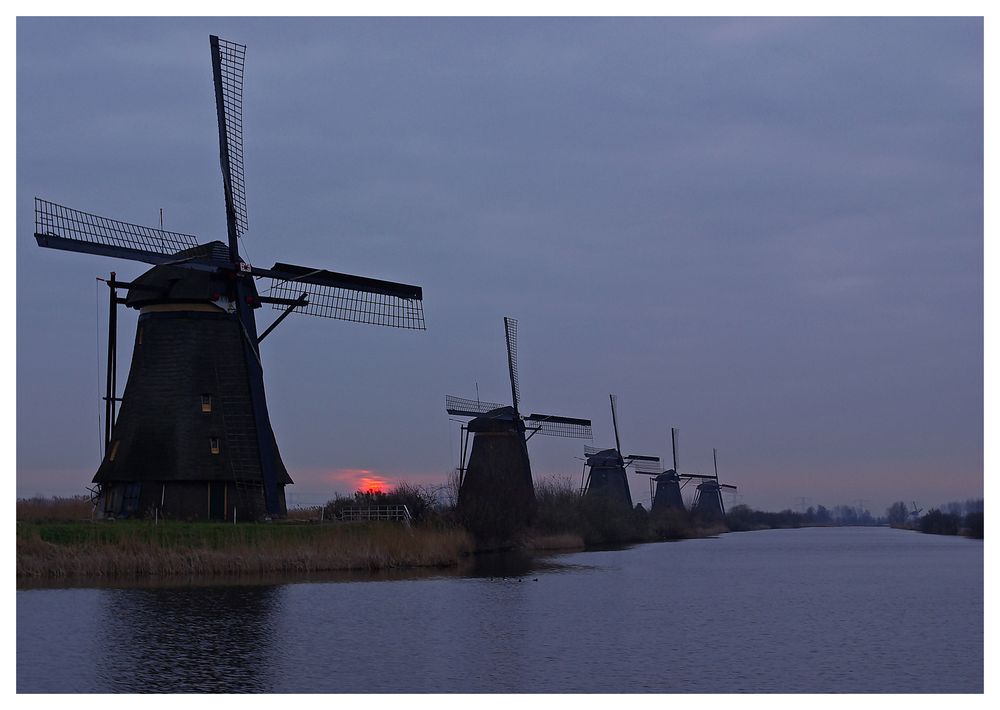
17,550,586,592
94,585,283,692
458,548,585,578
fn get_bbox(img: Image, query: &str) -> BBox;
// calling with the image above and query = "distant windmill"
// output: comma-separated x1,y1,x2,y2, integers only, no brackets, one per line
446,317,593,537
691,448,738,522
582,395,659,509
32,35,425,521
910,501,924,518
633,427,703,513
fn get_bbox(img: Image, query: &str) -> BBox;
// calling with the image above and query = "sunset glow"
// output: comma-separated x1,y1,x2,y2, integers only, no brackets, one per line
357,476,389,494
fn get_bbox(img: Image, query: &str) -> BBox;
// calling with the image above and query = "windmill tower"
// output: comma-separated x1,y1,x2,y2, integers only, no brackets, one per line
581,395,659,509
33,35,426,521
691,448,737,522
633,427,697,513
445,317,593,538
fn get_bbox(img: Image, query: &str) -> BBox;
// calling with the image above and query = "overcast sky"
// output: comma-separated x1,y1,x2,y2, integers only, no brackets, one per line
15,17,983,514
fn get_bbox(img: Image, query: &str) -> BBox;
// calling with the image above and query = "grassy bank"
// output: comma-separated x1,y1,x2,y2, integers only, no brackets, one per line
15,480,737,582
17,520,473,580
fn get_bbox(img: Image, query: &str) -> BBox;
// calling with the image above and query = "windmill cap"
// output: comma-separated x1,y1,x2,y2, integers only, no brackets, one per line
468,406,525,433
124,242,259,309
586,448,623,466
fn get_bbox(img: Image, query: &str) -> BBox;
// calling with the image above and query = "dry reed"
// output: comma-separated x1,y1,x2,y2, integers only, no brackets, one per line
17,521,474,580
17,496,94,522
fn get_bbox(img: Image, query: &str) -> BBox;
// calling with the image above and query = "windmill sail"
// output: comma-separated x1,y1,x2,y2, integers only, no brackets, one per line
504,316,520,414
610,394,622,454
34,198,202,264
446,395,508,418
210,34,249,242
524,413,593,439
630,457,662,473
263,262,425,329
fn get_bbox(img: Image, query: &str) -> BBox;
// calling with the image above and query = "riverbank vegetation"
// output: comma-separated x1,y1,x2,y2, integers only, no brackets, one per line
886,499,983,539
14,478,715,580
20,485,981,581
17,504,473,580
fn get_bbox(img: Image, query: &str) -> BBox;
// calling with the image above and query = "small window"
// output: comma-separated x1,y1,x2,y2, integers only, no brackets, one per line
201,394,213,413
137,328,143,345
210,437,220,455
109,440,120,461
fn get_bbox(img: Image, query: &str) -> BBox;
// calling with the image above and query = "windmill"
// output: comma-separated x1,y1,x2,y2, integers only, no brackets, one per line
691,448,737,522
910,501,924,518
633,427,702,513
445,317,593,538
581,395,659,509
32,35,425,521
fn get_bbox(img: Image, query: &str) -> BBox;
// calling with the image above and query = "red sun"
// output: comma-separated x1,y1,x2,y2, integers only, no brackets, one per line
357,476,388,494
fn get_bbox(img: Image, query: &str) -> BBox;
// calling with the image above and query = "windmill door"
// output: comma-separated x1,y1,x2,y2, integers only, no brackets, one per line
209,481,226,521
122,483,141,517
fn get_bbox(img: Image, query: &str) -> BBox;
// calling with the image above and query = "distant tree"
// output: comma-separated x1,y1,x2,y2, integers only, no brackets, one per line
725,504,755,532
886,501,910,527
814,504,832,525
832,504,858,525
919,509,961,536
964,511,984,539
944,501,966,517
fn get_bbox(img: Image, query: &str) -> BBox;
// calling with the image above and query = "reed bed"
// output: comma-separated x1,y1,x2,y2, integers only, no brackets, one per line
16,495,94,522
17,521,474,580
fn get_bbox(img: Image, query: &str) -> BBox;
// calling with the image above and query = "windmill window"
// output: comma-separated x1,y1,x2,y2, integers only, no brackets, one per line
210,437,220,455
201,394,213,413
137,328,143,345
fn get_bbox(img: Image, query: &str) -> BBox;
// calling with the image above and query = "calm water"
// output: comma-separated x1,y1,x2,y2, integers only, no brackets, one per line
17,526,982,693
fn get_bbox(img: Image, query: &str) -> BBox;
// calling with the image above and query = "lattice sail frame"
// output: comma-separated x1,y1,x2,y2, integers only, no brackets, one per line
525,418,593,439
34,198,201,256
504,316,520,411
268,278,426,329
213,36,249,238
631,458,663,474
445,395,508,417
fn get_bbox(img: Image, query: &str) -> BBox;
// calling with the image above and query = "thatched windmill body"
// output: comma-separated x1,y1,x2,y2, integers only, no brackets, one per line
691,448,738,522
581,395,659,509
446,317,592,537
32,36,425,521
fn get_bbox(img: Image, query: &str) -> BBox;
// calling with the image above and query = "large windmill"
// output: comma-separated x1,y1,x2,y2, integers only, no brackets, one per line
32,35,425,521
581,395,659,509
691,448,738,522
445,317,593,537
633,427,700,513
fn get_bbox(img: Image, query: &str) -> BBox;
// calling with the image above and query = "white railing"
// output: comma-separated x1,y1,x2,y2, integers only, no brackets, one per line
335,505,412,525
